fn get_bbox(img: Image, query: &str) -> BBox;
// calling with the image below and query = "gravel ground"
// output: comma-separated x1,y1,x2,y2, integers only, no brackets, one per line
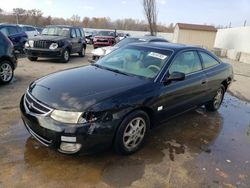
222,58,250,103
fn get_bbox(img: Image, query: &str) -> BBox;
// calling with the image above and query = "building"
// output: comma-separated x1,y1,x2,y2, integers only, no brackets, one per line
173,23,217,50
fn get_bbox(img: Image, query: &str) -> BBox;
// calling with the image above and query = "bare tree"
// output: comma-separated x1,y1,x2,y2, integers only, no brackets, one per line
70,14,81,26
13,8,26,24
142,0,158,36
28,9,43,26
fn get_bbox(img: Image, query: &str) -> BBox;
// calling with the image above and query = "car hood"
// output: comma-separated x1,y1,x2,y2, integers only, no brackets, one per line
95,36,114,39
29,35,67,41
29,65,149,111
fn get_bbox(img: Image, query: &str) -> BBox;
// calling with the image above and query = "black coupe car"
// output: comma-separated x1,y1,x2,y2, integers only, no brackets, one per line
20,43,233,155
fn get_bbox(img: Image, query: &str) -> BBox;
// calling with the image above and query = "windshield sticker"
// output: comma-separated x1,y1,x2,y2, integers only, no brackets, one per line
148,52,168,60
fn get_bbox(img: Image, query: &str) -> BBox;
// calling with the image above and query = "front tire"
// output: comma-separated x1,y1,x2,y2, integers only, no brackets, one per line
114,110,150,155
28,57,38,61
205,85,225,112
62,49,70,63
0,60,14,84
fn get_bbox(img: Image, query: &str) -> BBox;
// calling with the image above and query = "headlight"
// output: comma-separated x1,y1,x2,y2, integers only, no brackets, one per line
50,110,83,124
91,48,106,56
29,40,34,48
49,43,58,50
25,42,30,48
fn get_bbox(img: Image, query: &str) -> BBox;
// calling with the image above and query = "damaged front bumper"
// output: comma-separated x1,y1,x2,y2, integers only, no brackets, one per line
20,96,117,154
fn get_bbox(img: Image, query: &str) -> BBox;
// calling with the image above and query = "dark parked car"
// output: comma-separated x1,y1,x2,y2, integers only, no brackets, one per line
0,31,17,84
91,36,169,61
20,43,233,155
93,30,116,49
0,24,28,52
25,25,86,63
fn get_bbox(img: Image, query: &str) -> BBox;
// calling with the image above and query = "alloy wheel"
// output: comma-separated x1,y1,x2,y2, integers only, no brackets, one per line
64,50,69,61
214,88,223,109
0,62,13,82
123,117,146,151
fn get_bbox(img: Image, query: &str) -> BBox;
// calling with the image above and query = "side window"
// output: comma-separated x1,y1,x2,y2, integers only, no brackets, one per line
80,29,85,37
199,52,220,69
22,27,28,31
169,51,202,75
16,26,22,33
0,27,9,36
71,29,76,38
7,26,18,35
75,28,81,37
27,27,35,31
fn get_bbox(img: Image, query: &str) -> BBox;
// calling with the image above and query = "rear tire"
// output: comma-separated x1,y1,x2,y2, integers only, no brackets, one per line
28,57,38,61
114,110,150,155
0,60,14,84
62,49,70,63
78,46,86,57
205,85,225,112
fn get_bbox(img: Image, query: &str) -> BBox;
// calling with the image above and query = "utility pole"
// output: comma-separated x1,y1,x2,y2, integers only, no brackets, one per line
15,13,19,24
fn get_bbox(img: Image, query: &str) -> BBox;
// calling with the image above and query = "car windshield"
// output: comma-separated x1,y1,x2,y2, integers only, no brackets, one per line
41,27,70,36
97,31,114,36
95,46,172,79
115,38,145,48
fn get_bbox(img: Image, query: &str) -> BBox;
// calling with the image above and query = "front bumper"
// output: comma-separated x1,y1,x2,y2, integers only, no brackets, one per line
93,42,112,48
25,48,63,58
20,95,116,154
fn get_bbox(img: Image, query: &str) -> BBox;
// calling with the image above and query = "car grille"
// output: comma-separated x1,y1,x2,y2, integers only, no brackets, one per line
97,39,108,43
33,40,51,49
24,121,52,147
24,91,53,115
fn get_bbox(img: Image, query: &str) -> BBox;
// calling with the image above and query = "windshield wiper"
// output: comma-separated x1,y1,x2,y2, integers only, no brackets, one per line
107,68,131,76
91,64,102,68
91,64,131,76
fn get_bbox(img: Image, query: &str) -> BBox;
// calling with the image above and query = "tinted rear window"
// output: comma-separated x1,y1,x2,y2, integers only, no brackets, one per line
199,52,220,69
7,26,18,35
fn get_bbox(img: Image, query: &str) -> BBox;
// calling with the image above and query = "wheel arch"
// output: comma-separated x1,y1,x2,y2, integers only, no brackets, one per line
221,77,232,91
0,56,14,68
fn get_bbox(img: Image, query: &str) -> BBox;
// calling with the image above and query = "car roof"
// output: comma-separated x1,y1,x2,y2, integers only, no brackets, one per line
46,25,82,28
127,36,167,41
0,23,20,27
129,42,204,52
18,24,35,27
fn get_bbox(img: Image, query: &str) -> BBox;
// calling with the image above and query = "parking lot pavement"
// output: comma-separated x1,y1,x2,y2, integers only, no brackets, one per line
0,48,250,187
223,58,250,103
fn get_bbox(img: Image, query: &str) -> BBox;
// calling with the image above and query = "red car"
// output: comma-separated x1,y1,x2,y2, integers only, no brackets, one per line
93,30,116,49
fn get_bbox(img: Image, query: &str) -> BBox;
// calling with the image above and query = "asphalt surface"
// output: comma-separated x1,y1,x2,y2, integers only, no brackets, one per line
0,47,250,188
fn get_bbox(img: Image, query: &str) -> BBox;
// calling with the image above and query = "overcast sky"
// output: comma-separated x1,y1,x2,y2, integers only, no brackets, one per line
1,0,250,27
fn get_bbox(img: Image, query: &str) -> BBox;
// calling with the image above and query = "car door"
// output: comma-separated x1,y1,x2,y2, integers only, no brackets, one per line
75,28,83,51
70,28,78,53
155,50,207,121
198,51,221,100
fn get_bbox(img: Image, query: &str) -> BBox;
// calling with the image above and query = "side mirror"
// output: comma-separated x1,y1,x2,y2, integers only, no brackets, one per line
165,72,185,83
